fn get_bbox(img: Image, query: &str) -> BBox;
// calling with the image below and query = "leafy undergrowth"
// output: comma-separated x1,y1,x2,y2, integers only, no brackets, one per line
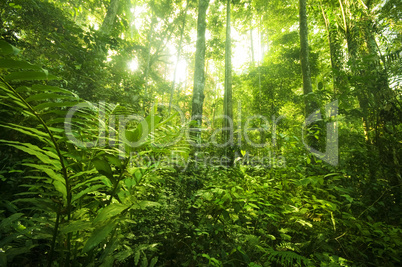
142,166,401,266
2,163,401,266
0,41,401,267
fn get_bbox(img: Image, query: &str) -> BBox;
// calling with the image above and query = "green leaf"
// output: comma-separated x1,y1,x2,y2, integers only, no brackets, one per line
93,203,130,224
0,141,61,169
61,220,92,234
8,3,22,9
0,40,19,55
133,169,143,183
141,253,148,267
99,256,114,267
23,164,64,183
1,124,48,143
92,158,113,180
12,198,55,212
100,176,113,187
72,185,105,203
222,210,230,221
124,177,136,189
114,247,134,261
123,113,162,149
4,71,58,82
53,180,67,201
133,201,161,210
296,219,312,228
267,234,276,241
26,93,66,103
0,59,41,70
104,154,122,168
33,101,80,111
134,248,141,265
341,194,353,203
149,257,158,267
324,173,341,178
82,220,117,254
70,169,98,183
0,213,24,231
32,84,76,94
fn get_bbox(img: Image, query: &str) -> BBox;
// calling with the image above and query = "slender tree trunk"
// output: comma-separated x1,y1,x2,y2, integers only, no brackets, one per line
184,64,188,92
249,22,255,65
299,0,320,154
299,0,316,115
363,18,383,144
259,15,264,61
321,6,344,96
169,0,189,115
212,69,220,129
143,15,156,111
100,0,120,35
258,17,264,149
223,0,234,164
191,0,210,145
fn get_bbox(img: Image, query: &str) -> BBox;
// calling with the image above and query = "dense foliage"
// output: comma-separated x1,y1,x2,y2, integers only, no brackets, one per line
0,0,401,266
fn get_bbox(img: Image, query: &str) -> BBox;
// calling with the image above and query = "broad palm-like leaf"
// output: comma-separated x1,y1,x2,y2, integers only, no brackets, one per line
0,40,187,265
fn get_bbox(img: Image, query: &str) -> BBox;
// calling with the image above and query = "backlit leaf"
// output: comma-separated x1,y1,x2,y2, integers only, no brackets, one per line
82,220,117,254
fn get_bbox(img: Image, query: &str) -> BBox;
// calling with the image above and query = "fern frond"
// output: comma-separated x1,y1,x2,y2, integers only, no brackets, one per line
266,249,311,266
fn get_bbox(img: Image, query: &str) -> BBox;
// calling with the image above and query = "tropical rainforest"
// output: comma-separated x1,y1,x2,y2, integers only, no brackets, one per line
0,0,401,266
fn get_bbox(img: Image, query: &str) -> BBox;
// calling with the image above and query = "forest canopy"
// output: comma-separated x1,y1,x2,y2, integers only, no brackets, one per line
0,0,401,266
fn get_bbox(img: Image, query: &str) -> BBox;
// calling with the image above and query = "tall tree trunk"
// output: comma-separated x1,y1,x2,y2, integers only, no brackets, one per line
259,15,265,61
169,0,189,115
143,15,156,111
249,22,255,65
212,69,220,129
191,0,210,145
299,0,315,115
321,6,344,96
100,0,120,35
223,0,234,164
258,16,264,150
299,0,320,154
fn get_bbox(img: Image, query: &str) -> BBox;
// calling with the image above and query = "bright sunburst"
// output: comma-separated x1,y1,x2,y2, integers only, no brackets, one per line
128,59,138,72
